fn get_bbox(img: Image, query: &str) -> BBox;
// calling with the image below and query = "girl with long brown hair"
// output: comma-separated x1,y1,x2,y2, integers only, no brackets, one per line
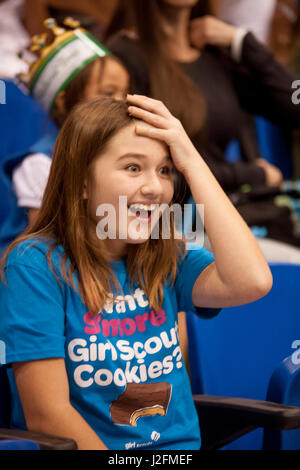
0,95,272,450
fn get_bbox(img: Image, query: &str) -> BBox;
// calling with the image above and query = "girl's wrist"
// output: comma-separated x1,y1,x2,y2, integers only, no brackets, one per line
181,156,207,183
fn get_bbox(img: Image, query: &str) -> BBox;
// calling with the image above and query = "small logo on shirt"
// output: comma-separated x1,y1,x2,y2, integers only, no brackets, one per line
124,431,161,450
151,431,160,442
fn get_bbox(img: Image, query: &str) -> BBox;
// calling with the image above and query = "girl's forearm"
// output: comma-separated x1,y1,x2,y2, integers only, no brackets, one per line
183,154,272,288
27,403,108,450
125,93,272,301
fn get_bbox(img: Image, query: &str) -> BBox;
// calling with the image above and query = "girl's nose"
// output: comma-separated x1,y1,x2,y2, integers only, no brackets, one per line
140,173,163,198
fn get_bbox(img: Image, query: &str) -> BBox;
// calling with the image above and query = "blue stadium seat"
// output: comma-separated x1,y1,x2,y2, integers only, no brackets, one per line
0,79,55,224
0,439,40,450
255,117,293,179
2,334,300,449
264,354,300,449
0,80,54,161
187,263,300,450
225,139,242,163
224,116,294,178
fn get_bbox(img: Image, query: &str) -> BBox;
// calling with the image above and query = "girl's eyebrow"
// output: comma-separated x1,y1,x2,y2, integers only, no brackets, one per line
117,153,171,162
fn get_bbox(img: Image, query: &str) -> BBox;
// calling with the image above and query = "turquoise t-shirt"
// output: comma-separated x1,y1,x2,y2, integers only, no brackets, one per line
0,239,217,450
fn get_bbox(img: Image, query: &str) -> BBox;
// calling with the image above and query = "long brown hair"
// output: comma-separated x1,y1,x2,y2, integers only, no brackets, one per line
105,0,206,138
1,98,185,316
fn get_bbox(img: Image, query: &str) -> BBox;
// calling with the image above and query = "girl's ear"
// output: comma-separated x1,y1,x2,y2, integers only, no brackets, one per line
55,90,66,114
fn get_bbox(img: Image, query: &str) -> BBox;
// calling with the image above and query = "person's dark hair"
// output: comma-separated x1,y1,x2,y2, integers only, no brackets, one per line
190,0,213,19
105,0,206,139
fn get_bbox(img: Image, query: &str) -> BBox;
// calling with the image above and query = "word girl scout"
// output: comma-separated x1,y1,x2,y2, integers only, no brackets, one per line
0,95,272,450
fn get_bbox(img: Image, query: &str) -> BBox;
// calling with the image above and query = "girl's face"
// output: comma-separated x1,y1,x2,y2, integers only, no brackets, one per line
83,56,129,101
85,123,174,260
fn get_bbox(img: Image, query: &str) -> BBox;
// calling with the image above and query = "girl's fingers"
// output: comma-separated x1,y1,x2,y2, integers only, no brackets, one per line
128,105,169,128
126,94,172,118
134,123,168,142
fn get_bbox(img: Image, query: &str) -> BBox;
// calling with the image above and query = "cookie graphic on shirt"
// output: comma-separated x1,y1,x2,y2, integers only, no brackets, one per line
110,382,172,426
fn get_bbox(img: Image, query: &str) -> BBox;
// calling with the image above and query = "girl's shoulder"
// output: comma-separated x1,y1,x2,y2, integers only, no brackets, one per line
3,237,64,274
178,242,214,264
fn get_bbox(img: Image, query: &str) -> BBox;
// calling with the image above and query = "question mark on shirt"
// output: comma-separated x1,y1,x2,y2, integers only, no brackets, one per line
173,346,183,369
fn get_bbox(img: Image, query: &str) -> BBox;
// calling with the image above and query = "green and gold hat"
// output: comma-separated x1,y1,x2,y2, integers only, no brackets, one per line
22,17,110,111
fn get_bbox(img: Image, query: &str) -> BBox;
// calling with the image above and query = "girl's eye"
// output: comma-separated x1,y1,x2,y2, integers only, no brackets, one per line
126,164,140,172
159,166,172,175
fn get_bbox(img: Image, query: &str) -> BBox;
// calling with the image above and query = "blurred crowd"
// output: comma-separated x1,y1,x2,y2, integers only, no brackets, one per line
1,0,299,77
0,0,300,258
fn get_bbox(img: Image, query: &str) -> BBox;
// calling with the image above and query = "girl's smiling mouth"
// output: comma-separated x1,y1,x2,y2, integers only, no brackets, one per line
128,203,158,221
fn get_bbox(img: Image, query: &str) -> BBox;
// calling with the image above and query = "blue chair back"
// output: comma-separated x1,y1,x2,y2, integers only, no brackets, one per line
224,117,293,179
187,263,300,450
225,140,241,163
255,117,293,179
263,354,300,449
0,366,10,428
0,80,53,161
0,79,55,224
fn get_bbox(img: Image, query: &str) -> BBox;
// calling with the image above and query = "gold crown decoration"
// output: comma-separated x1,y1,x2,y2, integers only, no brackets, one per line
19,17,110,111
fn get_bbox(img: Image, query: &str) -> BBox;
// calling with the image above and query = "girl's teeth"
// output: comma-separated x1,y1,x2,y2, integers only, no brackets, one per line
128,203,158,220
129,204,156,212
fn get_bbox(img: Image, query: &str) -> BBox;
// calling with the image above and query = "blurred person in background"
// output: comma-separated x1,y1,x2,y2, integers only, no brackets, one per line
0,0,120,78
215,0,277,45
216,0,300,183
105,0,300,254
267,1,300,184
212,0,300,182
0,0,32,77
267,0,299,69
23,0,119,40
214,0,299,71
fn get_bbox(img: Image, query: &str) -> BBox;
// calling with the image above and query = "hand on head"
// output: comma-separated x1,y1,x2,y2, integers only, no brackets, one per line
126,94,200,176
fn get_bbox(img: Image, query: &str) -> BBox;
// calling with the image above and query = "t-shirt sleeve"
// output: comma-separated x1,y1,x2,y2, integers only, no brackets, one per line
0,263,66,365
174,243,221,318
233,32,300,128
12,153,51,209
